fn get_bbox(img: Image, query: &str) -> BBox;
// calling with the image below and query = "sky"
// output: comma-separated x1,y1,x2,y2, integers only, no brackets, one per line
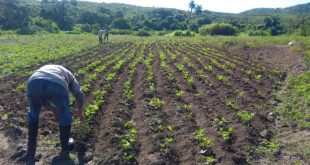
80,0,309,13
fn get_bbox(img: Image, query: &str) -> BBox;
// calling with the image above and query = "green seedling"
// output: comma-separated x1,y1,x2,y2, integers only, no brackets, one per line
167,125,174,132
237,111,255,124
16,83,26,92
217,75,228,84
205,156,216,165
225,99,238,110
176,90,185,98
205,65,213,72
160,136,174,152
149,97,165,110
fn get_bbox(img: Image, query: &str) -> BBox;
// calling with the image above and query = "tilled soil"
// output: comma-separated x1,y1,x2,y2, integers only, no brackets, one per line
0,41,300,165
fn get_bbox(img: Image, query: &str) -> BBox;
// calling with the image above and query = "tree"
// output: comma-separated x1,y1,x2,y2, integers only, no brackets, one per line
188,0,196,14
40,0,75,30
264,16,283,35
41,0,49,6
195,5,202,15
112,18,131,29
70,0,77,6
0,0,32,30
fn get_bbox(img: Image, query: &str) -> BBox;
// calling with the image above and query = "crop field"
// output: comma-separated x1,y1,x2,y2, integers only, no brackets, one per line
0,36,290,164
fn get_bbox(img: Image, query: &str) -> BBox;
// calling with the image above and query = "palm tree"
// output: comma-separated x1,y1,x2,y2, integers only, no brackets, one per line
189,0,196,14
195,5,203,15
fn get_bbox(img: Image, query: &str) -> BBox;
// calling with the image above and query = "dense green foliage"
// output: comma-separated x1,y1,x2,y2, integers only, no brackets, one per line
0,33,97,77
0,0,310,36
199,23,237,36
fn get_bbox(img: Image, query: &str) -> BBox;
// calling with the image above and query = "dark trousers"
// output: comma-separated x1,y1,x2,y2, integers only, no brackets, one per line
27,79,72,126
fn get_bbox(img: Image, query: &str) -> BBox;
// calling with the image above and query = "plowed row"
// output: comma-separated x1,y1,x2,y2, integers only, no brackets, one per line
0,40,283,164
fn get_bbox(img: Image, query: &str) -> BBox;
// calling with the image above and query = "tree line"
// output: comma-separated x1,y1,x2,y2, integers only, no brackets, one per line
0,0,309,36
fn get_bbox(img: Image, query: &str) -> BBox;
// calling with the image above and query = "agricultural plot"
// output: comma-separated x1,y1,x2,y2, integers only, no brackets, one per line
0,39,285,164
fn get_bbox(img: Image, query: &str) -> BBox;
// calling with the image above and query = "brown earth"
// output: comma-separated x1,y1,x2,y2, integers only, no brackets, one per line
0,42,306,165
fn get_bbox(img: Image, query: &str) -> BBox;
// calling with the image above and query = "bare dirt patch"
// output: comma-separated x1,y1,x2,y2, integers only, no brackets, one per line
238,45,307,76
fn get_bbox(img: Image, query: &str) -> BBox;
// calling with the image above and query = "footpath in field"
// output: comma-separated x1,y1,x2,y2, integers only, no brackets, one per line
0,40,299,165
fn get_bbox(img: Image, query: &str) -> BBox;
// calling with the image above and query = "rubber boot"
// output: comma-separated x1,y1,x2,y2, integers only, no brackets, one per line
58,125,72,160
26,122,38,165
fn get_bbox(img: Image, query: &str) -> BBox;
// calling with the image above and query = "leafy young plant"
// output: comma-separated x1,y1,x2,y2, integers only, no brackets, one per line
225,99,238,110
160,136,174,152
237,111,255,124
15,83,26,92
214,117,234,142
197,70,207,79
205,156,216,165
149,97,165,110
250,140,280,158
176,90,185,98
167,125,174,132
219,127,234,142
193,129,213,151
106,72,116,81
186,76,194,87
121,120,138,161
217,75,228,84
255,74,262,81
205,65,213,72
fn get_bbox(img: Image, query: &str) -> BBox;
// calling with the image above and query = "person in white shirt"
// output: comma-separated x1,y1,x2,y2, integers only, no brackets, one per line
98,29,105,44
24,64,85,164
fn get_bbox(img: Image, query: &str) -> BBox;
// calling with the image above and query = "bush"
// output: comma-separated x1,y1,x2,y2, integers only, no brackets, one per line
81,24,92,33
173,30,195,37
136,30,151,37
197,17,212,26
17,24,40,35
174,30,183,36
16,17,59,35
32,17,59,33
110,29,133,35
248,30,270,36
299,24,310,36
92,24,100,35
112,18,131,29
65,30,81,34
199,23,238,36
156,31,168,36
189,23,199,32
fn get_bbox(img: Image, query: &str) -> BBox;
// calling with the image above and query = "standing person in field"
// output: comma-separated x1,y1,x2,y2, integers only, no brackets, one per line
98,28,106,44
103,25,110,43
24,64,85,165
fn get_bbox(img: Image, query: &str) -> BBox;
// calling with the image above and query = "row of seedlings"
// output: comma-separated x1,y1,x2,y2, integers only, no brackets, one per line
143,44,176,161
189,43,278,79
184,47,260,123
13,44,123,93
84,44,139,120
171,44,257,122
76,42,132,79
185,45,257,124
158,44,216,164
81,45,133,93
168,44,265,163
186,43,281,85
117,43,146,163
162,43,241,157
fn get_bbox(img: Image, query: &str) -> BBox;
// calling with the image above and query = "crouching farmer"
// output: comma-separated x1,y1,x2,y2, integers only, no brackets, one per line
25,64,85,164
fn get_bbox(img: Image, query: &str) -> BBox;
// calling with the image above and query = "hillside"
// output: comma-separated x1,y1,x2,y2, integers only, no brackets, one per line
1,0,310,36
241,2,310,15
